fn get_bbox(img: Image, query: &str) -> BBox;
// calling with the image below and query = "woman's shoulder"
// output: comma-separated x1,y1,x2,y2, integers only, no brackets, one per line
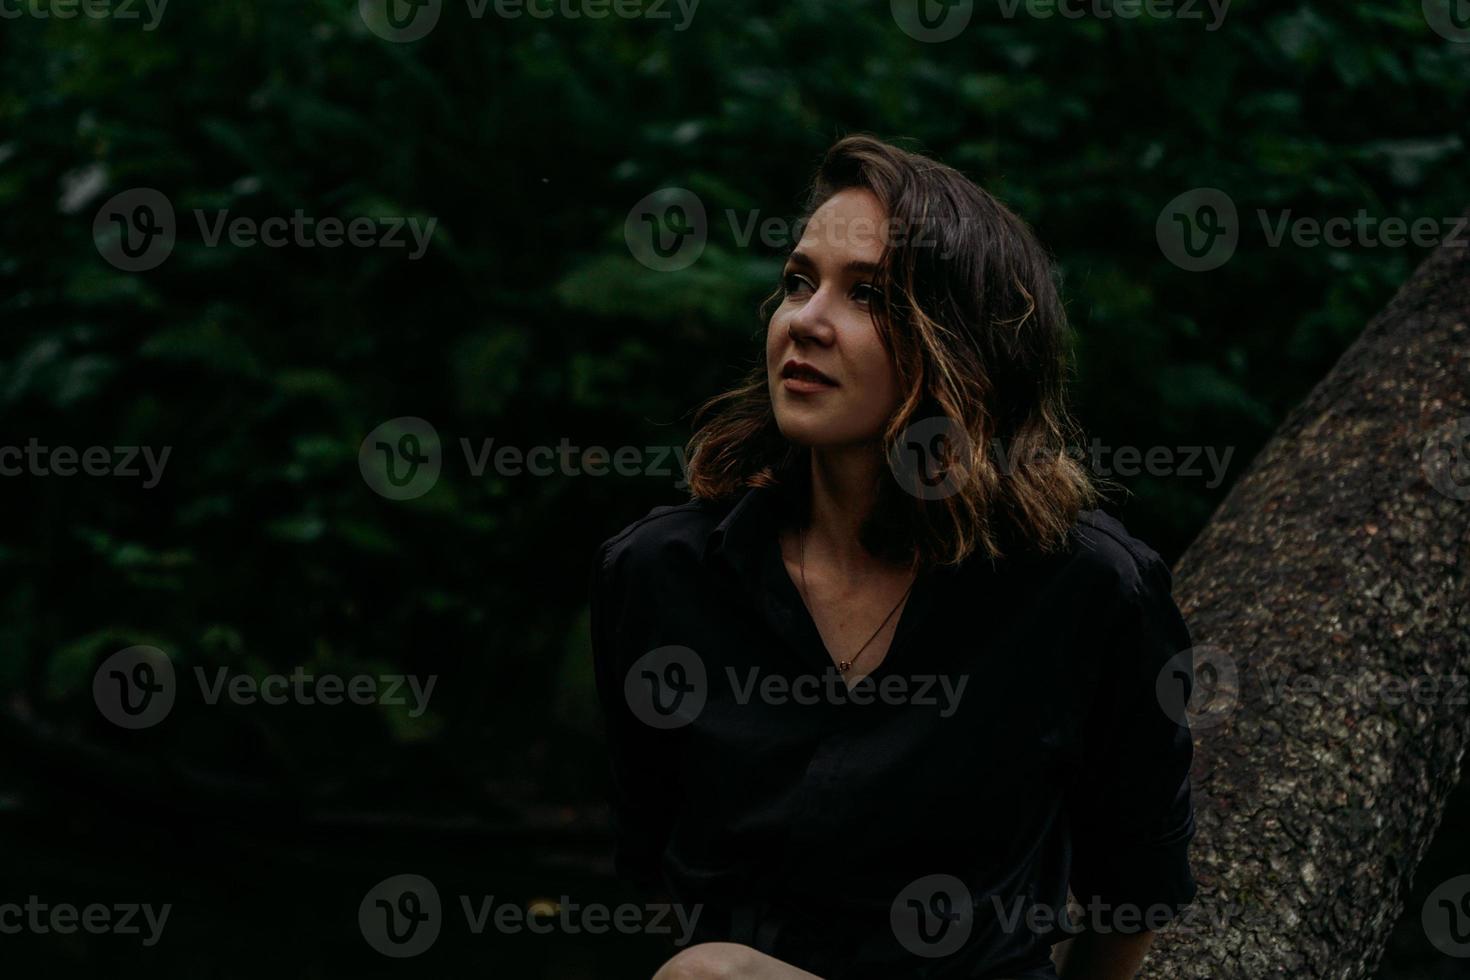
1045,508,1175,604
594,495,736,580
1072,509,1167,571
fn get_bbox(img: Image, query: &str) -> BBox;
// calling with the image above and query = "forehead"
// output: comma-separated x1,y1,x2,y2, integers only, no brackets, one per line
795,187,889,265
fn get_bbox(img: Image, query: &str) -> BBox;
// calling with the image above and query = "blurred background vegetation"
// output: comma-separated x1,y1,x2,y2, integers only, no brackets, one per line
2,0,1468,975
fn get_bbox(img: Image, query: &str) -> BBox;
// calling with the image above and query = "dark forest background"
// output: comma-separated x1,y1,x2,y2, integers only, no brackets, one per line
2,0,1468,975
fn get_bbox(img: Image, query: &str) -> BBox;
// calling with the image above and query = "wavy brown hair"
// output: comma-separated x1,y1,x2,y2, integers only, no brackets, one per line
685,134,1096,567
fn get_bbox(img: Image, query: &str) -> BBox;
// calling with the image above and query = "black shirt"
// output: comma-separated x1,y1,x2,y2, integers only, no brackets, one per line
590,484,1197,979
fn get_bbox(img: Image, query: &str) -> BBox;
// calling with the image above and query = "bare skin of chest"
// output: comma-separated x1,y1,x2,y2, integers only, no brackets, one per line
779,533,916,682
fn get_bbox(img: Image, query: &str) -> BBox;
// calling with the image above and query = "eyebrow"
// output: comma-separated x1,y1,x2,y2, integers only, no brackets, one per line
784,250,881,279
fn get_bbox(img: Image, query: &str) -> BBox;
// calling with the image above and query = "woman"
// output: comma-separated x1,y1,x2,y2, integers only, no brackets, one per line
591,135,1197,979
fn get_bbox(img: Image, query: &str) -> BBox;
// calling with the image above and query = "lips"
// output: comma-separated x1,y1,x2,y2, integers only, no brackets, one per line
780,360,838,387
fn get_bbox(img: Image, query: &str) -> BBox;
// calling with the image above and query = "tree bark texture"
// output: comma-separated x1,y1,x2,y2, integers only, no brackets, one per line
1149,221,1470,977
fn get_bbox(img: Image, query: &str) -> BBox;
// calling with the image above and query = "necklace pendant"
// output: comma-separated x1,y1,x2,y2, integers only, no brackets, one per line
838,660,852,672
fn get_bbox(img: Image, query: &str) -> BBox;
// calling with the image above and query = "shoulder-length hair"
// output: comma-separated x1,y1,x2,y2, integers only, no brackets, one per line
685,134,1095,567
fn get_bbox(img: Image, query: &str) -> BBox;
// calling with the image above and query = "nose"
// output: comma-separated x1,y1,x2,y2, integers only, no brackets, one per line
786,284,837,348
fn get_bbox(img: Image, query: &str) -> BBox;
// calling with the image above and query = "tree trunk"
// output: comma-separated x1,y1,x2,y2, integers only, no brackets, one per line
1148,220,1470,977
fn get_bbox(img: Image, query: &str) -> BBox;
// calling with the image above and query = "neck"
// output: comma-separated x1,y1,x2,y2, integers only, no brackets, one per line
799,444,888,577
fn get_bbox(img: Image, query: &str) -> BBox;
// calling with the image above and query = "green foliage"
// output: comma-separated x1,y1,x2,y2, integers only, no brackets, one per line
1,0,1467,817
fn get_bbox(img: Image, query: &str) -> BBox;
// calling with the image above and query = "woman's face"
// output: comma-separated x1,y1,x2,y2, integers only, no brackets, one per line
766,187,902,449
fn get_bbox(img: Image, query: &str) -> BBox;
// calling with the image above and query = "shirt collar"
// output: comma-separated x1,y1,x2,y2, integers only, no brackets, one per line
705,483,784,581
703,482,974,677
705,482,972,584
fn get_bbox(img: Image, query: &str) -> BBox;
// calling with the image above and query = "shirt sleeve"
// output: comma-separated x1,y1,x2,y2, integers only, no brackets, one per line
1066,553,1198,934
589,537,679,893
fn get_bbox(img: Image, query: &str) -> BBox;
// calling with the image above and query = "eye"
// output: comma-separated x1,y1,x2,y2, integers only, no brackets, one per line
851,282,878,305
782,272,814,297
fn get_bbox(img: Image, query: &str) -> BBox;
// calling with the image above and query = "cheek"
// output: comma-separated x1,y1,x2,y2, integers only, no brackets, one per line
764,316,785,368
852,332,898,393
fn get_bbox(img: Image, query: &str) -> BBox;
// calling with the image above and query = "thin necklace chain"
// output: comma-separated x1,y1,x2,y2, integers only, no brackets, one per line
796,525,917,673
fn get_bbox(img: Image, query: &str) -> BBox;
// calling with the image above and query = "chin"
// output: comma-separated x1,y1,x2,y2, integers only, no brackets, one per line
774,413,869,450
773,414,827,447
